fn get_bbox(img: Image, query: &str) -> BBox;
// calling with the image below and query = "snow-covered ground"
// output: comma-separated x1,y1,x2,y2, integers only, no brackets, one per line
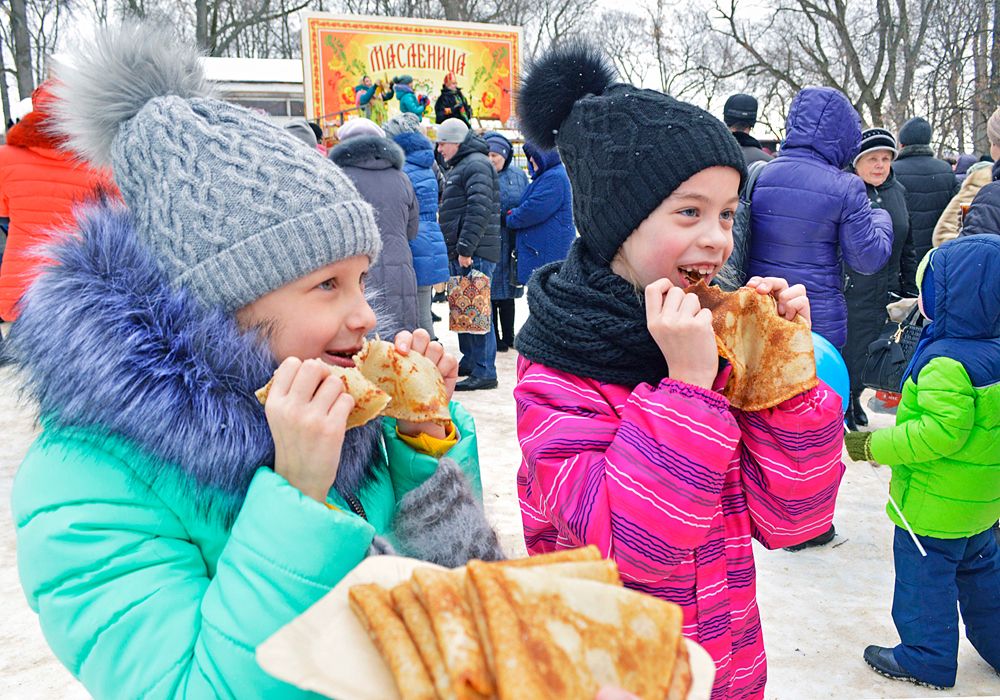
1,301,998,699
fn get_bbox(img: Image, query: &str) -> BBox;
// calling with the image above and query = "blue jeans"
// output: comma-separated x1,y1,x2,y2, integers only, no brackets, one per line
450,257,496,380
891,525,1000,687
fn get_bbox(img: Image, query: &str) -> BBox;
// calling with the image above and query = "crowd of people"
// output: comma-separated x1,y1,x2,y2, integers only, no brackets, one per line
0,22,997,700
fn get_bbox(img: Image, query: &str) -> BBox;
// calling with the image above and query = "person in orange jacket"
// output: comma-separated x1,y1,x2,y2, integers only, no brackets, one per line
0,81,117,321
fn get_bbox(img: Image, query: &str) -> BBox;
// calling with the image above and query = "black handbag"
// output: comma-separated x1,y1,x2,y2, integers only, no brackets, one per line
861,303,924,392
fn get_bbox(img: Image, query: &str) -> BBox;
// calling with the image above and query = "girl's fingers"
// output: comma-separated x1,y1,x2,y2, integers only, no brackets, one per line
437,352,459,380
679,289,704,316
778,284,807,303
408,328,432,355
786,296,810,322
423,340,445,366
311,372,347,414
267,357,303,400
644,278,672,316
288,359,329,402
327,391,355,422
393,330,414,355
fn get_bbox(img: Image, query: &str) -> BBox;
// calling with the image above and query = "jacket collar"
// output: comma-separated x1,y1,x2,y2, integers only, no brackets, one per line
732,130,764,150
896,144,935,159
449,132,488,166
331,135,405,170
6,202,382,526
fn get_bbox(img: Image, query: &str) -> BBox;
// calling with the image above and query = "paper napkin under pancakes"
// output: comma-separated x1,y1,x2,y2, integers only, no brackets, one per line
348,547,691,700
687,280,818,411
255,339,451,427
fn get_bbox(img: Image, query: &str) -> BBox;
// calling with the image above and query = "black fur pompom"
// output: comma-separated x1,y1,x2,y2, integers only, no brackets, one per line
517,44,617,149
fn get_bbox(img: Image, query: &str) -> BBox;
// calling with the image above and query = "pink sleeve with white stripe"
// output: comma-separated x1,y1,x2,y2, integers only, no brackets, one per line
514,359,742,582
735,381,846,549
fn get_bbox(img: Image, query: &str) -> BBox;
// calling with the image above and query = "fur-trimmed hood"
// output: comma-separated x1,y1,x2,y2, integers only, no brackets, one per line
5,201,381,525
5,82,67,150
330,135,405,171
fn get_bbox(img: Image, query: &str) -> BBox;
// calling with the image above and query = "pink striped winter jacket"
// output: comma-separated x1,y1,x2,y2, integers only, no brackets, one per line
514,357,845,700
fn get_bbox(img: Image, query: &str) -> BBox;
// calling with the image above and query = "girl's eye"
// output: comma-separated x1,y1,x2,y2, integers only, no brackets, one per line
678,208,699,217
720,209,735,221
318,279,337,291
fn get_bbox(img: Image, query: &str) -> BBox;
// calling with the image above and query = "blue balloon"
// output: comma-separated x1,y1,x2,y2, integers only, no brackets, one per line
811,332,849,412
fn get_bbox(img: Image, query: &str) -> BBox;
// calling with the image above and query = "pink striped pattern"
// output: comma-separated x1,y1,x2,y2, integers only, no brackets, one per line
514,357,845,699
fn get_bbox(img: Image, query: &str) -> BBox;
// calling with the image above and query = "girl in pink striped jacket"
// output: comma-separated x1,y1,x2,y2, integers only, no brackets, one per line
512,48,845,700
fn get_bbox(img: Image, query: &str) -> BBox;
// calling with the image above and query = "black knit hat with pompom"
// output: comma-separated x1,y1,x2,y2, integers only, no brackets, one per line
518,45,747,264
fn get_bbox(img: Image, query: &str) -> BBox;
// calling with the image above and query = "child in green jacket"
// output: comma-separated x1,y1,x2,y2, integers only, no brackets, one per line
5,23,502,699
846,235,1000,690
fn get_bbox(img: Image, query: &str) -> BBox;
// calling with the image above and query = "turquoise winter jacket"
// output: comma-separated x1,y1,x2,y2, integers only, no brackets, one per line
7,203,492,698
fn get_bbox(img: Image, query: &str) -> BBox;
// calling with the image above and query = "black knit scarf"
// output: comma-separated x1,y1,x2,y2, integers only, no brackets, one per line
515,240,670,386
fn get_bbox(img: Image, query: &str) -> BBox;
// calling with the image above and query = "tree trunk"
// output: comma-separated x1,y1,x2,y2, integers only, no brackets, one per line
9,0,35,100
439,0,465,21
1,45,12,131
972,0,990,153
195,0,210,52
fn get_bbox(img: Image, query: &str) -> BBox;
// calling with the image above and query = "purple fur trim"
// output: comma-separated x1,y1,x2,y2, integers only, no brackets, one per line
6,201,381,524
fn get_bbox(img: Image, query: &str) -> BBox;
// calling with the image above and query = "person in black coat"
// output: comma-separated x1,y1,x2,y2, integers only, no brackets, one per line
435,118,501,390
723,93,773,165
892,117,958,286
843,128,918,430
962,158,1000,237
434,72,473,126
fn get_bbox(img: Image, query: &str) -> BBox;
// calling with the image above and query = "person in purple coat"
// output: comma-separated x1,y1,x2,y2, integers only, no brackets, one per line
747,87,892,349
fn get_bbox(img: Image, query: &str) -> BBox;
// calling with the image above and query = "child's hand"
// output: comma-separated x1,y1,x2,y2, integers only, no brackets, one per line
645,278,718,390
265,358,355,503
745,276,811,325
393,328,458,439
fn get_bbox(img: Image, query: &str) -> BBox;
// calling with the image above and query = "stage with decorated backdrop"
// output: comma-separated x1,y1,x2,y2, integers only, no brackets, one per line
300,13,521,126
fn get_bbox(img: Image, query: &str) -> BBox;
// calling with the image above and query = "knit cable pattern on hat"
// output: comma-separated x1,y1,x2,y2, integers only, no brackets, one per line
51,22,381,313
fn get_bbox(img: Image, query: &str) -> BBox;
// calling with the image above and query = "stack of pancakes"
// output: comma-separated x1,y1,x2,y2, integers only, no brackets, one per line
349,547,692,700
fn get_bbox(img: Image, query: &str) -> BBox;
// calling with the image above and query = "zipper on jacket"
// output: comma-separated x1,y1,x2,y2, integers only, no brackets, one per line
344,494,367,521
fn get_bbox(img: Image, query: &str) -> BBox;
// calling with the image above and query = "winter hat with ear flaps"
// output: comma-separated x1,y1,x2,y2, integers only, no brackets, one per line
517,45,747,264
49,23,381,313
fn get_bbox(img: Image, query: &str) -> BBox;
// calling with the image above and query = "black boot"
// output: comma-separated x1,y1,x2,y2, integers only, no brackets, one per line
845,409,858,432
853,394,868,427
783,525,836,552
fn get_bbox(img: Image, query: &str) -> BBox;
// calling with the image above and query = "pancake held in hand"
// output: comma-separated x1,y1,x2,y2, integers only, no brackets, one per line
354,339,451,426
466,562,684,700
348,584,437,700
254,365,390,429
686,278,817,411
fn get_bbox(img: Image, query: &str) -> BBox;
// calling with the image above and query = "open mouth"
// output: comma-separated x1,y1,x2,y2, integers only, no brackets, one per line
323,347,362,367
678,266,714,287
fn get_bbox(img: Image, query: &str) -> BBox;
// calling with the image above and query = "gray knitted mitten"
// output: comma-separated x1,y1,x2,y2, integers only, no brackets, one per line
393,458,506,567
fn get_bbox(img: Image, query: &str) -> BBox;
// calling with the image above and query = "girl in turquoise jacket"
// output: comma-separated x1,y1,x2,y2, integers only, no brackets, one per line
846,235,1000,690
6,24,502,700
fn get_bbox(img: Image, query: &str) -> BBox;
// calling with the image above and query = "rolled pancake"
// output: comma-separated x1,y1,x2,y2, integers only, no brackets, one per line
465,558,622,682
347,584,437,700
467,562,684,700
409,568,493,700
354,339,451,425
390,582,458,700
254,364,390,429
687,279,817,411
666,636,692,700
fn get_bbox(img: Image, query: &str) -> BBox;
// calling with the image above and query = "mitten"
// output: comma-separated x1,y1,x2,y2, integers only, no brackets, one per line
844,431,873,462
367,535,396,557
393,458,506,567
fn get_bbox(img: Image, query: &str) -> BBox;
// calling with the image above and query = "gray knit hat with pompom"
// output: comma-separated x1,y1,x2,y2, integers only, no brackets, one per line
50,23,381,312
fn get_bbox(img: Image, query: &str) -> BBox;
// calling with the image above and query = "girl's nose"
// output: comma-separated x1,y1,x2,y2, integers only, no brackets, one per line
347,295,377,333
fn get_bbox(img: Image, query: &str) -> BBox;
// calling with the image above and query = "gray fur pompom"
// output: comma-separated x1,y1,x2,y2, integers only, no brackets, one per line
50,22,211,167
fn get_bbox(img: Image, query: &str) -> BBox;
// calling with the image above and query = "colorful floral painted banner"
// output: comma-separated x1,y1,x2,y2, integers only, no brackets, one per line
301,13,521,124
